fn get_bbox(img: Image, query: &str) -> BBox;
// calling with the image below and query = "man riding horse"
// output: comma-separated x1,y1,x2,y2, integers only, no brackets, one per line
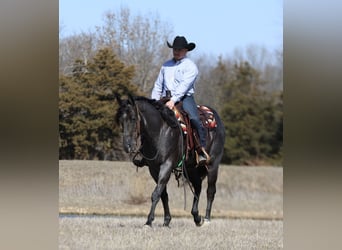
134,36,210,167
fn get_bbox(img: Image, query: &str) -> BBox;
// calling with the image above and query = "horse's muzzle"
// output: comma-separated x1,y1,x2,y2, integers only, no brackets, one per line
124,144,132,153
124,140,137,154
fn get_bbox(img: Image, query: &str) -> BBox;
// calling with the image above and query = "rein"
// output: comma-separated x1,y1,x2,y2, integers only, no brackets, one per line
132,147,160,161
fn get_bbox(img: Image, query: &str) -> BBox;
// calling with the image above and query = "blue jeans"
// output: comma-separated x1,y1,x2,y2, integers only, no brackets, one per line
182,95,206,148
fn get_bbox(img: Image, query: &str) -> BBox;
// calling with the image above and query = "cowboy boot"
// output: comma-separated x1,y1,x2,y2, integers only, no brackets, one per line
198,147,210,166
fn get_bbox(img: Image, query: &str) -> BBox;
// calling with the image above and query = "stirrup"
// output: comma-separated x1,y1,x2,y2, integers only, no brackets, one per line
197,147,210,166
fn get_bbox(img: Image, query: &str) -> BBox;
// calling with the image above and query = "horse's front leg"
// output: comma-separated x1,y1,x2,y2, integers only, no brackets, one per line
145,163,172,227
145,184,164,226
161,187,171,227
145,185,171,227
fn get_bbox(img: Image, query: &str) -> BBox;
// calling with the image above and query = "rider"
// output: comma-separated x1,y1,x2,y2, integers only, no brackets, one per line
151,36,210,166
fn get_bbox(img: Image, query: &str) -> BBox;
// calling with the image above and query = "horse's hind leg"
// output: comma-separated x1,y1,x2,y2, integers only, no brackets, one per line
161,187,171,227
204,162,219,222
188,170,203,226
191,186,203,226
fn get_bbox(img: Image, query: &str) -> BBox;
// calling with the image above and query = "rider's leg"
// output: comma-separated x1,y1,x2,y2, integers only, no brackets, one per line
182,96,210,165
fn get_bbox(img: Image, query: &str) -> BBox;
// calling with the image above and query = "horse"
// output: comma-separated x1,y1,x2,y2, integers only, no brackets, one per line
115,94,225,227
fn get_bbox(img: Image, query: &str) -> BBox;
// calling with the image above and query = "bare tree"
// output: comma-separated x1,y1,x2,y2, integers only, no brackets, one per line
59,32,98,75
231,45,283,93
195,55,235,112
95,7,173,94
59,7,173,95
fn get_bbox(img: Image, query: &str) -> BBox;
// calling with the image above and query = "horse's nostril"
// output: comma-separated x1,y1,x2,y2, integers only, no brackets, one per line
126,144,131,153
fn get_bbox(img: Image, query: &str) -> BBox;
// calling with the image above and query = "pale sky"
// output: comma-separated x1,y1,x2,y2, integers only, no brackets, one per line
59,0,283,56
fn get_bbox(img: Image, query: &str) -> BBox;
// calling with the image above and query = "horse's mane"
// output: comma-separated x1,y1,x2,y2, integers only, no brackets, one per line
134,96,179,128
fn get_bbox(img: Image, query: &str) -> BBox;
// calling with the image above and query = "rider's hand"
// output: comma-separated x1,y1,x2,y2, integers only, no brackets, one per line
166,100,175,109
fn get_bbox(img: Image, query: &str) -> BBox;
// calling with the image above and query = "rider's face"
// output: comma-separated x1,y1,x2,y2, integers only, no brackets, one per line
173,48,187,61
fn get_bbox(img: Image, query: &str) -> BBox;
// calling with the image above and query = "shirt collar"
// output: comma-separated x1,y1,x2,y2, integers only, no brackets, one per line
173,57,186,64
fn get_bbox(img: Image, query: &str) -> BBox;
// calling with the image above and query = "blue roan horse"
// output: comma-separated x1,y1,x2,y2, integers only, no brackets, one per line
115,95,225,227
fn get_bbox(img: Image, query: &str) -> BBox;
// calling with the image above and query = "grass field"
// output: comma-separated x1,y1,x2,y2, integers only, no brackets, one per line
59,216,283,249
59,160,283,249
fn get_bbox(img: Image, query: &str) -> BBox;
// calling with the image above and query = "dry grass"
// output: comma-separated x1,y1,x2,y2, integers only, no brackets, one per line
59,160,283,249
59,216,283,250
59,160,283,219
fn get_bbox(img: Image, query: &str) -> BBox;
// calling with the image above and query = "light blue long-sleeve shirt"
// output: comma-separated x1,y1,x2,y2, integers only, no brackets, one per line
151,57,198,103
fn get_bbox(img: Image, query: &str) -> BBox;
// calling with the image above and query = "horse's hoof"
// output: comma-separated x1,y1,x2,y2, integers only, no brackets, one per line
195,217,204,227
163,221,171,228
143,223,152,228
202,219,211,227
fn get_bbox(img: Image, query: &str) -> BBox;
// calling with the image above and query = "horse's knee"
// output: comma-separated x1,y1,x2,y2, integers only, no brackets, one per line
151,190,161,202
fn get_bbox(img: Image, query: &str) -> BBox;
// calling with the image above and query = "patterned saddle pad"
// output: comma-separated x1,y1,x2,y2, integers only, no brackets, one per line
173,105,217,134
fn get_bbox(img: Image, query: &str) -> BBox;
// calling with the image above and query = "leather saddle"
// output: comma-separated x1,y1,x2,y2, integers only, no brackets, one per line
159,96,217,160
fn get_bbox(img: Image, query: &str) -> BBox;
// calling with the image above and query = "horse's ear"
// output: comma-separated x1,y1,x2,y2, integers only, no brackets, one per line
115,93,123,106
128,94,135,106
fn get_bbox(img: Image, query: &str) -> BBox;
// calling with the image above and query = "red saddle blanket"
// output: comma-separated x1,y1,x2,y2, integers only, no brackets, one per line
174,105,217,134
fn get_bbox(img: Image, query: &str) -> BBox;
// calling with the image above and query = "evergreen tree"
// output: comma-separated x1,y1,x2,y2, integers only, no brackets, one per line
221,61,283,165
59,48,138,160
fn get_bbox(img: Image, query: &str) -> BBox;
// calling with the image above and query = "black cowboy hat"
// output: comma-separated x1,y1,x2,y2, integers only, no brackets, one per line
167,36,196,51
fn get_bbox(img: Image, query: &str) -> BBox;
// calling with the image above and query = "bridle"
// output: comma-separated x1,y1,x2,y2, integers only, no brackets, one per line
129,101,160,162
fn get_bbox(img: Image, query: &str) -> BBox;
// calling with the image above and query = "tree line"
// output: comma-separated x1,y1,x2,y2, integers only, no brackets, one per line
59,7,283,165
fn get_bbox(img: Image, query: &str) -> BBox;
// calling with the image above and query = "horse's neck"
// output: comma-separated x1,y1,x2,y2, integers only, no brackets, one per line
136,101,164,137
